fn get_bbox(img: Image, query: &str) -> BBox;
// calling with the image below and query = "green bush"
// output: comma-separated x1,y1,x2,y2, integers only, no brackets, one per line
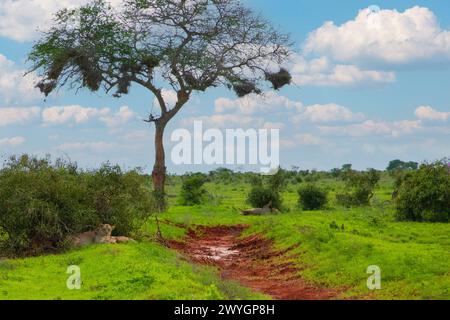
395,161,450,222
298,184,328,210
336,169,380,207
247,185,282,210
0,155,154,256
179,173,208,206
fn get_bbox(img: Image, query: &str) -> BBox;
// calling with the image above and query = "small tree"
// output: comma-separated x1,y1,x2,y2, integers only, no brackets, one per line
28,0,291,209
396,161,450,222
298,184,328,210
247,185,282,210
336,169,380,207
179,173,208,206
387,159,419,171
246,168,286,210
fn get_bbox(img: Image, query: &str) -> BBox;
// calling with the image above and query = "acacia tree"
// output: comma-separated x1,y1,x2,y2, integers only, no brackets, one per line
28,0,292,208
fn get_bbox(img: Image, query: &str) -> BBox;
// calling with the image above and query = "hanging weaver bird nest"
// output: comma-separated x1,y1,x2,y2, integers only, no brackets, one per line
232,81,261,97
73,54,102,92
116,75,132,95
184,72,198,87
44,48,103,93
141,55,160,71
265,68,292,90
47,48,78,81
36,80,57,97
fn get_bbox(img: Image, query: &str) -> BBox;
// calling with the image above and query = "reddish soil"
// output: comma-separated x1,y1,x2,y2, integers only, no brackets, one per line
169,225,340,300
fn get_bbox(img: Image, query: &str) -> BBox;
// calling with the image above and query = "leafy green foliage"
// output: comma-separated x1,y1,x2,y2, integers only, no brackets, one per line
387,159,419,171
245,169,287,210
0,155,154,256
336,169,380,207
179,173,208,206
28,0,291,99
247,186,282,210
396,161,450,222
298,184,328,210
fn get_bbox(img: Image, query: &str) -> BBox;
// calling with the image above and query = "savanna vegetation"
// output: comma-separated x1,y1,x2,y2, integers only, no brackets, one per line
1,155,449,300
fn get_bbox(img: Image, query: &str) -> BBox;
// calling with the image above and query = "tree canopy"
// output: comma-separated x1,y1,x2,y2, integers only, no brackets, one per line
28,0,292,121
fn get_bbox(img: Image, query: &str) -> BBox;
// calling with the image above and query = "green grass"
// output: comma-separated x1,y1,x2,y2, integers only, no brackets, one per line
153,177,450,300
1,174,449,300
0,242,266,300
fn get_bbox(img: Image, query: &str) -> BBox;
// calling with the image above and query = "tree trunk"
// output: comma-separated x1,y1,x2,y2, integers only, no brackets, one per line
152,120,167,211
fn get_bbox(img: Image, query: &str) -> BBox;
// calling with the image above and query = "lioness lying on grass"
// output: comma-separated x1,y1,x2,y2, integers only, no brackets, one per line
241,201,280,216
71,224,135,247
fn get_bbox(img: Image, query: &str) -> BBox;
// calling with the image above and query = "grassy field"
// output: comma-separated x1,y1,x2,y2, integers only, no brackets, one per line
1,174,449,300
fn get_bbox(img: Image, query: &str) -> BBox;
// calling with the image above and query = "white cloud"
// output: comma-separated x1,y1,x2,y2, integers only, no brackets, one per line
290,55,395,86
100,106,137,128
0,136,26,147
0,54,40,104
292,103,365,123
42,105,110,125
0,107,40,127
215,91,303,115
180,114,262,129
56,141,116,153
282,134,325,148
319,120,422,137
152,89,178,111
262,122,285,130
0,0,122,42
415,106,450,121
122,129,152,141
304,6,450,67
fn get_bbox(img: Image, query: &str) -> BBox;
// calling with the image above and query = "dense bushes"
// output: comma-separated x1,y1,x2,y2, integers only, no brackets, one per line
179,173,208,205
247,185,282,210
0,155,154,256
246,169,285,210
336,169,380,207
298,184,328,210
395,161,450,222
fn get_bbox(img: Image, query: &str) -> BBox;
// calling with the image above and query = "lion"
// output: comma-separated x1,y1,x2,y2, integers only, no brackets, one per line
71,224,135,247
241,201,279,216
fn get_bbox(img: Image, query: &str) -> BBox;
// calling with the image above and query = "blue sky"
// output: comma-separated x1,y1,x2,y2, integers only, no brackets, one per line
0,0,449,173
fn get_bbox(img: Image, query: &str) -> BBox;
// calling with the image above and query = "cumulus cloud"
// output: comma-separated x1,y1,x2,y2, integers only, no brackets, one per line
282,133,326,148
262,122,285,130
319,120,422,137
0,0,122,42
304,6,450,67
415,106,450,121
42,105,110,125
180,114,262,129
0,136,26,147
41,105,137,127
292,103,365,123
290,55,395,86
0,54,40,104
0,107,40,127
153,89,179,110
215,91,303,115
100,106,137,128
56,141,117,153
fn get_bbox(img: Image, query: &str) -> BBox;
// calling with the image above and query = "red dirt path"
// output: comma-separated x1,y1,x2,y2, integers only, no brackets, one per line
169,225,340,300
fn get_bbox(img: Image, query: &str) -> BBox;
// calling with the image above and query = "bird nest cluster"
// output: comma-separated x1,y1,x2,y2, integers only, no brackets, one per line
232,81,261,98
265,68,292,90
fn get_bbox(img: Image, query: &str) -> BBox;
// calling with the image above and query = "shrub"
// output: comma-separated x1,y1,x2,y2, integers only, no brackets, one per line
179,173,208,206
395,161,450,222
336,169,380,207
245,169,285,210
247,185,282,210
298,184,328,210
0,155,154,256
